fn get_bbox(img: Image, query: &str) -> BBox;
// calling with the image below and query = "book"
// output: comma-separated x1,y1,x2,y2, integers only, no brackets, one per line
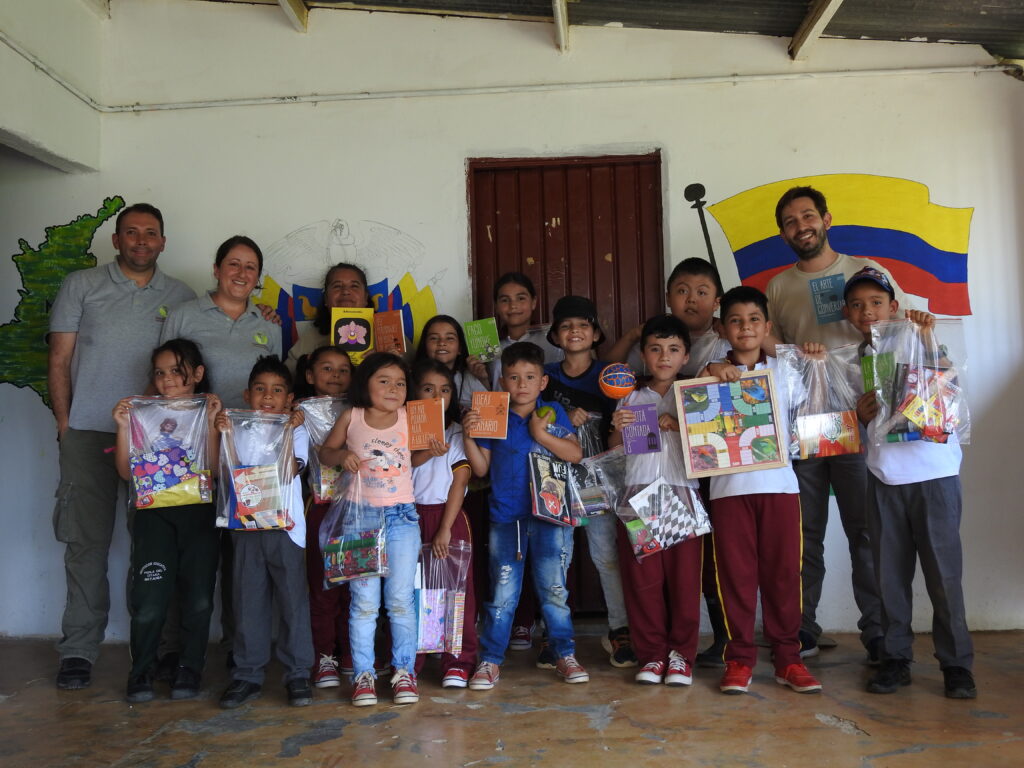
463,317,501,362
795,411,862,459
229,464,287,529
444,591,466,656
373,309,406,354
621,402,662,455
528,452,576,527
331,307,375,365
407,397,446,451
467,391,510,439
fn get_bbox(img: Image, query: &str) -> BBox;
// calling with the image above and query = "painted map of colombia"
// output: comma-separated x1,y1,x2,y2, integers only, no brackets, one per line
0,197,124,406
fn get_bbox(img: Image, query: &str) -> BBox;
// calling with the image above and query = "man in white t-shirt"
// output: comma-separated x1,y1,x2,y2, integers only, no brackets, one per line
765,186,905,662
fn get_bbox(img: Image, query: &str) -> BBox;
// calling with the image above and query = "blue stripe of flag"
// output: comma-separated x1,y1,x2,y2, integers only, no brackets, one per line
734,225,968,284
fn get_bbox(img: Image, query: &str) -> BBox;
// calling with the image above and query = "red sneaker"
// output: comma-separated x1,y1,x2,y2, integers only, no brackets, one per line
391,669,419,704
509,624,534,651
555,655,590,684
313,654,340,689
351,671,377,707
441,668,470,689
469,662,500,691
665,651,693,686
635,660,665,685
775,663,822,693
720,661,753,694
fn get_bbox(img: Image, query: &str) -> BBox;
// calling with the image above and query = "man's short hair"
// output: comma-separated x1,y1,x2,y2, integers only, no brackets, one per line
774,186,828,229
116,203,165,235
720,285,770,321
501,341,545,370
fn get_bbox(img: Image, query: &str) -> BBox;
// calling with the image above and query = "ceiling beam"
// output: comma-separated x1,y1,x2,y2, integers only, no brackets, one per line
789,0,845,61
552,0,570,53
278,0,309,33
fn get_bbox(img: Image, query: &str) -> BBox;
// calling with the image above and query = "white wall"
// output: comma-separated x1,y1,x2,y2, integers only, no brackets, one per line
1,0,1022,640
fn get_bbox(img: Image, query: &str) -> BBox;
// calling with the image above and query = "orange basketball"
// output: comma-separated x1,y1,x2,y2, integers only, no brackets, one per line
599,363,636,399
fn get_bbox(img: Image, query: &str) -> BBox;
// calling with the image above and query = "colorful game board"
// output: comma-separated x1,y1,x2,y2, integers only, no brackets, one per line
674,371,787,478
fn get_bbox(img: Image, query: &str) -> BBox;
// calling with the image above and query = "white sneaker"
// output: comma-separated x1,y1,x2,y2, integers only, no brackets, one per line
635,660,666,685
665,651,693,686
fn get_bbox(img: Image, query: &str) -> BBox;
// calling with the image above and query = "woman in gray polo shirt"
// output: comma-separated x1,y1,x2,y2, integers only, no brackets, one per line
161,236,281,408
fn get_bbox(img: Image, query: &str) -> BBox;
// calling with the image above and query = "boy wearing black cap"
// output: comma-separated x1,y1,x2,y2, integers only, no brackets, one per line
543,296,637,668
845,267,976,700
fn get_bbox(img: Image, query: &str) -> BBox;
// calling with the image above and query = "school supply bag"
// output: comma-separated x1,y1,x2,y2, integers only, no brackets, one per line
128,395,212,509
615,479,711,562
776,345,862,460
319,472,388,586
568,445,627,519
298,395,349,503
529,452,585,527
415,541,472,655
217,409,295,531
862,319,971,446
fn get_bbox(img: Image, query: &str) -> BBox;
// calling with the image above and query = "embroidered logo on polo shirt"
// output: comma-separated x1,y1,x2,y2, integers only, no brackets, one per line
156,305,169,322
253,331,269,348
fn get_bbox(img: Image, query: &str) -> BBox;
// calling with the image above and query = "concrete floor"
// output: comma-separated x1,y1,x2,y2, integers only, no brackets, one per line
1,631,1022,768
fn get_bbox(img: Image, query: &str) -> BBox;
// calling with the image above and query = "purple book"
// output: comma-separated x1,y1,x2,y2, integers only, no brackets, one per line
622,403,662,455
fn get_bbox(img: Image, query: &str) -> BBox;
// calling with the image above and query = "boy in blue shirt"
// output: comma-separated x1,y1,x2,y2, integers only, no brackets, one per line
463,342,587,689
845,267,976,699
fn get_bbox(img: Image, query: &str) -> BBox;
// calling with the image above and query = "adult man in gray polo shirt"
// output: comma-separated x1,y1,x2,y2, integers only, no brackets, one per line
48,203,196,689
767,186,907,662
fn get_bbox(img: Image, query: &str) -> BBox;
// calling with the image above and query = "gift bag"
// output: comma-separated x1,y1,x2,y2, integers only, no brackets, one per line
575,412,606,459
127,395,212,509
776,345,862,460
217,409,295,530
568,446,627,519
615,479,710,562
319,472,387,586
416,542,472,655
298,395,349,502
863,319,971,446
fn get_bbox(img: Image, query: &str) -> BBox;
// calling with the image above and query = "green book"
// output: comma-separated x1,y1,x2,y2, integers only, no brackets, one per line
464,317,501,362
860,351,895,396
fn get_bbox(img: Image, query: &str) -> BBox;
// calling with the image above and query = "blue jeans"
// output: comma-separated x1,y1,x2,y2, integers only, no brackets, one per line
479,517,576,665
348,502,420,678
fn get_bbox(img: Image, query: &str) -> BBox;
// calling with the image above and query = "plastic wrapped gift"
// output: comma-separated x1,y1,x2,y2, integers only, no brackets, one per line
319,472,387,585
416,542,471,655
862,319,971,446
128,395,212,509
615,479,711,562
298,396,349,503
217,409,296,530
776,345,862,460
569,446,627,519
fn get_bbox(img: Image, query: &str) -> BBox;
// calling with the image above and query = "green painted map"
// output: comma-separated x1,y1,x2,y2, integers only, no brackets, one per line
0,197,124,406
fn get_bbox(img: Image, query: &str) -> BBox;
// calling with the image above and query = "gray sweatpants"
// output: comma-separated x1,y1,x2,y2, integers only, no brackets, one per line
866,473,972,669
230,531,314,685
795,453,882,648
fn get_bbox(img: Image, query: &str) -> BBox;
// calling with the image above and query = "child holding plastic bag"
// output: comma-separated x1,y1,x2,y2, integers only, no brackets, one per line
297,345,353,689
113,338,222,704
409,359,482,688
320,352,421,707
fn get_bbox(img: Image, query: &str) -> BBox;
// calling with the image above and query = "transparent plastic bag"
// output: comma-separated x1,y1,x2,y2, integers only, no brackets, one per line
319,472,387,586
127,395,212,509
863,319,970,446
416,541,472,655
569,445,627,519
575,412,606,459
217,409,295,530
776,345,863,460
298,395,349,503
614,479,710,562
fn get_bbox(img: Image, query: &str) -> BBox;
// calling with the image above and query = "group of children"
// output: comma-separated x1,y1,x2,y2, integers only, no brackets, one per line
114,256,975,708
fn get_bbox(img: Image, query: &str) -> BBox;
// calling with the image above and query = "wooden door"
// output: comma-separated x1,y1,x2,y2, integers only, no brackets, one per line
468,152,665,615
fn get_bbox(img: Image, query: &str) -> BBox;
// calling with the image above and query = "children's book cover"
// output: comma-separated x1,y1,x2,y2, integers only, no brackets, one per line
467,391,510,439
373,309,406,354
674,371,787,478
528,452,577,527
621,402,662,455
406,397,446,452
331,307,375,365
229,464,287,529
464,317,501,362
795,411,862,459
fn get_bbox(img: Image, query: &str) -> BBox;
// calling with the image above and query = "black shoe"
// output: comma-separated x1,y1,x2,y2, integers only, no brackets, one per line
170,666,202,700
56,657,92,690
943,666,977,699
867,659,912,694
155,652,180,683
866,637,883,667
601,627,639,669
287,678,314,707
535,641,557,670
126,673,155,703
225,651,236,671
696,641,727,669
219,680,262,709
798,630,819,659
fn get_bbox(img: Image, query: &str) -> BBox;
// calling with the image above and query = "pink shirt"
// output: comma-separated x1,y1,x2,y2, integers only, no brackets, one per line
347,406,415,505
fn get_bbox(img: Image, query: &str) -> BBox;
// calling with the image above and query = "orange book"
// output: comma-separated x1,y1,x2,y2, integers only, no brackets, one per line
468,391,510,440
374,310,406,354
407,398,445,451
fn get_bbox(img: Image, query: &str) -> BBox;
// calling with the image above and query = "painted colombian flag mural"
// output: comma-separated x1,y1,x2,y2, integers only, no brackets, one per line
707,174,973,315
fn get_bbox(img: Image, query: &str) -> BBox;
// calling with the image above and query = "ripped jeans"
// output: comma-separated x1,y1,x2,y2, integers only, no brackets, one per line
478,517,576,665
